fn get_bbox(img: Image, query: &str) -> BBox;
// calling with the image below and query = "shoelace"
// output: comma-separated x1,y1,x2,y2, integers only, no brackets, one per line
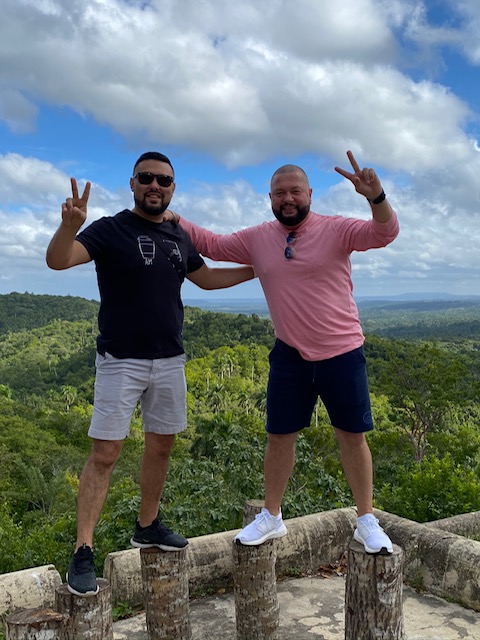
361,517,383,533
156,521,174,535
145,518,174,536
254,512,268,523
252,511,275,530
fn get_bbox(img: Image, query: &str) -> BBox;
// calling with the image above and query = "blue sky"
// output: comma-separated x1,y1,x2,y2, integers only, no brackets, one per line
1,0,480,302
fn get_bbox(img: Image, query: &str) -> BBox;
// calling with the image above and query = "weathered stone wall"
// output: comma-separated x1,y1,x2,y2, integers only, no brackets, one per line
2,508,480,615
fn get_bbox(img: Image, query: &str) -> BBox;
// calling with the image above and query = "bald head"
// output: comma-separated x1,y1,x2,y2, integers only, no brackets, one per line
270,165,310,190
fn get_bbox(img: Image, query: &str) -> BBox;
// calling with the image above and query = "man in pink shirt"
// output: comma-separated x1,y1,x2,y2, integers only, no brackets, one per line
170,151,399,553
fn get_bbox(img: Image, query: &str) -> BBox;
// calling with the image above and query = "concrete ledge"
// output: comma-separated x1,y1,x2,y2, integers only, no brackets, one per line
376,510,480,610
426,510,480,537
3,509,480,614
104,507,357,606
0,565,62,616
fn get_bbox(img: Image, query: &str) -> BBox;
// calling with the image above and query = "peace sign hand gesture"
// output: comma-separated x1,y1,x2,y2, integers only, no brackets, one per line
61,177,91,230
334,151,383,202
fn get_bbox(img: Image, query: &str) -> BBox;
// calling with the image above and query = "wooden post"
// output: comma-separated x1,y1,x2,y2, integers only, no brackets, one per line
233,499,280,639
6,608,63,639
242,499,265,527
345,540,405,640
55,578,113,640
140,546,191,640
233,539,280,639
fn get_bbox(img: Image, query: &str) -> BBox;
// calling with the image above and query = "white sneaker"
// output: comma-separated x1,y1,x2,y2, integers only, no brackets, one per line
354,514,393,554
234,508,288,546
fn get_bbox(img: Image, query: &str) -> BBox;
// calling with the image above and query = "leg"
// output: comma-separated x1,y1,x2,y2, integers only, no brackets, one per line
335,428,392,554
131,432,187,550
76,438,124,550
138,432,175,527
234,432,295,545
334,429,373,516
69,354,145,595
264,340,316,516
130,355,188,551
319,347,376,517
235,340,313,545
264,432,298,516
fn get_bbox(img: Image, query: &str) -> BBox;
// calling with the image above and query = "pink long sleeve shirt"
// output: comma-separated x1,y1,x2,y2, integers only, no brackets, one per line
180,211,399,361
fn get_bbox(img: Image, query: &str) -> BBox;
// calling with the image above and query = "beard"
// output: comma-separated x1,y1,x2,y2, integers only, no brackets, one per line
272,203,310,227
134,193,170,217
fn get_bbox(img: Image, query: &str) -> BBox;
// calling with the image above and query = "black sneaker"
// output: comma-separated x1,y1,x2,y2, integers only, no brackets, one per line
130,517,188,551
66,544,99,596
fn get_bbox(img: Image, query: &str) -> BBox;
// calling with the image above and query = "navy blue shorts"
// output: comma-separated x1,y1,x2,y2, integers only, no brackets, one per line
266,340,373,435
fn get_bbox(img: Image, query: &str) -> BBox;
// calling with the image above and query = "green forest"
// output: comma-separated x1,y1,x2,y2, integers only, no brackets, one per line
1,292,480,581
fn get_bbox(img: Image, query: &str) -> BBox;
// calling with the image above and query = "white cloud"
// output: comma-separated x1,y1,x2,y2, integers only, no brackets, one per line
0,154,71,205
2,148,480,299
453,1,480,64
401,0,480,66
0,90,38,134
0,0,476,171
0,153,127,293
1,0,480,298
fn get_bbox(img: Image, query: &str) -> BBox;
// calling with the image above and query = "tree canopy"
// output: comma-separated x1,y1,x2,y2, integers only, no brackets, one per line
1,292,480,577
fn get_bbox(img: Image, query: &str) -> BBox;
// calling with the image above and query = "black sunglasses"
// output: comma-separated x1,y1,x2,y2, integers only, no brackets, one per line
134,172,174,187
284,232,297,260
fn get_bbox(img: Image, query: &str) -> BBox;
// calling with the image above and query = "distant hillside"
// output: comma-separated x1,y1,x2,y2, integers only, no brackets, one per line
358,299,480,339
187,296,480,341
0,292,99,336
0,294,275,396
184,298,270,316
2,292,480,343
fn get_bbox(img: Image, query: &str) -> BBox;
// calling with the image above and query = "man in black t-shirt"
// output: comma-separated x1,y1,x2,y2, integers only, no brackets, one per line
46,151,254,596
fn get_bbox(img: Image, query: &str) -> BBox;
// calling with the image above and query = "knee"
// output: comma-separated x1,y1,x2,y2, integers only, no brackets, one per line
336,430,368,450
89,441,123,469
144,434,175,460
267,432,297,451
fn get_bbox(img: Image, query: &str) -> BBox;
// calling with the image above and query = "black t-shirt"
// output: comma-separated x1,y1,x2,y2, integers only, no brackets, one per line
76,209,204,359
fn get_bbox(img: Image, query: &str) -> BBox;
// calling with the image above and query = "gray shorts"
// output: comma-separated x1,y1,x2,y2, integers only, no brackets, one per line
88,352,187,440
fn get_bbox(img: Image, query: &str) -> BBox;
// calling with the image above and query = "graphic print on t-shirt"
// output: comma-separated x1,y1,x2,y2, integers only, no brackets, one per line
137,235,184,275
138,235,155,265
162,239,183,266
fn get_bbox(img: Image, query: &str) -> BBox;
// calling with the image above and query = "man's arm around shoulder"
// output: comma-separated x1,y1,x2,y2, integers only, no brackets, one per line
171,211,252,264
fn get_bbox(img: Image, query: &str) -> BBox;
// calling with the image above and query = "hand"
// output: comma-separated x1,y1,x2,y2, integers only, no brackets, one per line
334,151,383,201
61,177,91,230
158,209,179,224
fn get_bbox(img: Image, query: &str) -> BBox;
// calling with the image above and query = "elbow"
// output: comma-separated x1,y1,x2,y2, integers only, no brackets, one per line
46,255,68,270
189,277,213,290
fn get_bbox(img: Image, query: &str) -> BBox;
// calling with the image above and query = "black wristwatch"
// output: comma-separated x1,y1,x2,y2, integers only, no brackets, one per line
369,190,386,205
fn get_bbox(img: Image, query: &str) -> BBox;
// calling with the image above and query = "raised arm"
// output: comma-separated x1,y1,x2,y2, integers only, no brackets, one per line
162,210,253,265
334,151,394,223
187,264,255,290
46,178,92,270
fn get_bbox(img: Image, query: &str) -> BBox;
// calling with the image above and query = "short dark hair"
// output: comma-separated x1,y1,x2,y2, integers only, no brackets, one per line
133,152,174,176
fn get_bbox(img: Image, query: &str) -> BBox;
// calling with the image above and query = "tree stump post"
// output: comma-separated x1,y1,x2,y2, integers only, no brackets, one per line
6,608,64,639
345,540,405,640
232,499,280,639
140,546,191,640
55,578,113,640
233,540,280,639
242,499,265,527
